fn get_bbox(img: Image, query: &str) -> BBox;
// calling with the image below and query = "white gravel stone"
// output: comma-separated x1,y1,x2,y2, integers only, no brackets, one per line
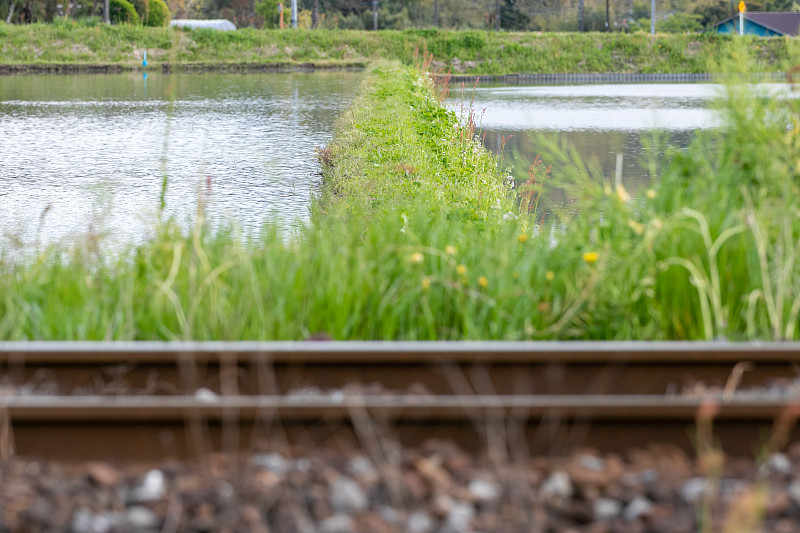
541,470,573,499
125,506,158,529
767,453,793,475
594,497,622,520
251,453,290,474
406,510,435,533
445,500,475,532
329,476,368,513
319,514,354,533
681,477,707,503
132,469,165,502
577,454,606,471
468,478,500,502
623,496,653,521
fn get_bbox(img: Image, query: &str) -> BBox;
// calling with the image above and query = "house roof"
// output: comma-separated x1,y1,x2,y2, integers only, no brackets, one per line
715,11,800,35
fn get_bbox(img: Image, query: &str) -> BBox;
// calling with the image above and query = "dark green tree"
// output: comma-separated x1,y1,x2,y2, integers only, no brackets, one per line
500,0,529,29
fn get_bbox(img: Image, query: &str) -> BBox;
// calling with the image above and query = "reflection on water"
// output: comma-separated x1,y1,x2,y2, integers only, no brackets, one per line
450,83,723,213
0,71,359,249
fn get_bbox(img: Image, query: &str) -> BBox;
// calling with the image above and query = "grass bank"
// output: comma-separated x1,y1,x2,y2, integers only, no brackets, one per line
1,58,799,340
1,21,799,74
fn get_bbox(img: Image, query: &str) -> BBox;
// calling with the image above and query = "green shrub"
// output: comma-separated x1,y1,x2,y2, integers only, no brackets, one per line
109,0,140,24
130,0,149,24
146,0,169,27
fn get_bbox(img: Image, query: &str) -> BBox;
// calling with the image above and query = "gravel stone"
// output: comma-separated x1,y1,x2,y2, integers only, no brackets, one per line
318,514,353,533
407,510,436,533
125,505,158,529
132,469,165,502
623,496,653,521
251,452,291,475
329,475,368,514
444,500,475,532
468,479,500,503
594,498,622,520
680,477,707,503
542,471,573,499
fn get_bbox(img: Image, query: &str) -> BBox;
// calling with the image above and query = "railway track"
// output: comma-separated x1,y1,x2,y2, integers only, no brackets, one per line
1,341,800,460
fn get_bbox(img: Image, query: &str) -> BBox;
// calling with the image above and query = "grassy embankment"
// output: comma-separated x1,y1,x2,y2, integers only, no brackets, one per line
1,20,799,74
1,59,799,340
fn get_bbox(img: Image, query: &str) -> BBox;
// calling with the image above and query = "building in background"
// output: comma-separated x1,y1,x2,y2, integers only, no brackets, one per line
714,11,800,36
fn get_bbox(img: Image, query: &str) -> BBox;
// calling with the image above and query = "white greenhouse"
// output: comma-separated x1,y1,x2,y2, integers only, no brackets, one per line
170,19,237,30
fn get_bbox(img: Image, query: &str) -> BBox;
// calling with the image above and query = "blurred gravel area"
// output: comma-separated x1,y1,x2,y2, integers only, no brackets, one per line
3,439,800,533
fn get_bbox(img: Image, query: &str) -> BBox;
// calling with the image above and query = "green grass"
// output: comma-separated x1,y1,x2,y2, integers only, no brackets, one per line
1,21,799,74
1,56,798,341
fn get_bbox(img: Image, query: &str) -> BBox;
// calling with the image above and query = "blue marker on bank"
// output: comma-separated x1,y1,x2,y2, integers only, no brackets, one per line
143,50,148,67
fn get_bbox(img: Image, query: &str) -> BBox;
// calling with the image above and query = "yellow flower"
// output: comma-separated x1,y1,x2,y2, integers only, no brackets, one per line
583,251,599,264
445,245,457,255
421,277,431,290
616,184,630,203
478,276,489,288
518,233,528,243
409,252,424,264
646,189,657,199
545,270,555,281
627,219,645,236
456,264,467,275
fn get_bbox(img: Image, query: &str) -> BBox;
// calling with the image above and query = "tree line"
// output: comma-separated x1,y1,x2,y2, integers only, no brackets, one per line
1,0,795,32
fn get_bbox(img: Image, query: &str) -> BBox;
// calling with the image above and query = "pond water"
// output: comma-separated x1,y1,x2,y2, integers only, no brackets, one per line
452,83,722,207
0,71,359,250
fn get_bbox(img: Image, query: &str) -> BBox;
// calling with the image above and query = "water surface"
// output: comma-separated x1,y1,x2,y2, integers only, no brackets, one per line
0,71,359,250
450,83,721,208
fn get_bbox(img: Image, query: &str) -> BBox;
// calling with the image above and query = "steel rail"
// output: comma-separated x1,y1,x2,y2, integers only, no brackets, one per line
2,340,800,363
2,393,799,420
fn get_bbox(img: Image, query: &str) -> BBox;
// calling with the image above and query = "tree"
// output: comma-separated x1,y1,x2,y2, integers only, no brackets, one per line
500,0,529,29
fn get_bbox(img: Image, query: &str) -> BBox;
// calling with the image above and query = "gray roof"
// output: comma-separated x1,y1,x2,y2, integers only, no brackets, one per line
715,11,800,35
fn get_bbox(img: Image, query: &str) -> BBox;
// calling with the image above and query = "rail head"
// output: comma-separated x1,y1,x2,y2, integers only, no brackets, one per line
1,340,800,365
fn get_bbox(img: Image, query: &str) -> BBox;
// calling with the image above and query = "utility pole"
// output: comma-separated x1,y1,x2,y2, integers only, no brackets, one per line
605,0,609,31
372,0,378,30
433,0,438,27
650,0,655,33
290,0,297,28
578,0,584,31
495,0,500,30
104,0,110,23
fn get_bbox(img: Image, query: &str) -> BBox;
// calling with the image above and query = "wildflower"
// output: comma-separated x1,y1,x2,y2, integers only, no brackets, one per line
616,184,630,202
445,245,457,255
456,264,467,275
478,276,489,288
518,233,528,243
646,189,657,199
583,251,599,265
421,277,431,290
627,220,645,236
652,218,663,230
545,270,555,281
409,252,424,264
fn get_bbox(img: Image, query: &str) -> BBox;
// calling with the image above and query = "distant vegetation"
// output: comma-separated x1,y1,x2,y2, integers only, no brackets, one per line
2,0,796,32
0,23,798,75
